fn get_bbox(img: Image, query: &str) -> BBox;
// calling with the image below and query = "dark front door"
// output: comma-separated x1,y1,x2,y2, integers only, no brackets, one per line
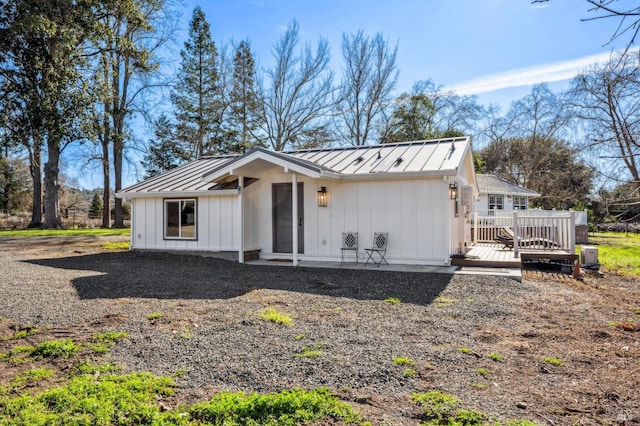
272,183,304,254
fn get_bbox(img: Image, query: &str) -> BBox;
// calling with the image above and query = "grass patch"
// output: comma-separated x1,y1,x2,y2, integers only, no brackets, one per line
459,347,470,354
10,368,53,388
579,232,640,276
403,368,417,377
0,228,130,238
543,357,563,366
384,297,401,304
102,241,130,250
189,388,367,425
488,352,504,361
476,367,490,376
435,296,459,308
392,357,415,366
3,327,38,341
412,390,537,425
259,307,293,327
295,344,323,358
146,312,164,320
31,339,78,359
0,345,35,364
89,331,128,354
471,383,488,390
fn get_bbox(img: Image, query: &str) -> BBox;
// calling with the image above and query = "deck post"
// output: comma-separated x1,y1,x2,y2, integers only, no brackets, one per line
473,212,478,243
292,174,298,266
513,211,519,258
238,176,244,264
569,211,576,255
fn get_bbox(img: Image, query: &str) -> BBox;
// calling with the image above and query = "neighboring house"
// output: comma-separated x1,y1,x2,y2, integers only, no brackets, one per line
473,174,540,215
116,137,476,266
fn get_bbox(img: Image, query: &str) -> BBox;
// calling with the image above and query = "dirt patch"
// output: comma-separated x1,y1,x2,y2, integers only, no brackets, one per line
0,236,639,425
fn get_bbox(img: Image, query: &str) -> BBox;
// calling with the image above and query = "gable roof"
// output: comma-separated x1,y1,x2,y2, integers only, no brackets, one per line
475,174,540,197
118,137,471,198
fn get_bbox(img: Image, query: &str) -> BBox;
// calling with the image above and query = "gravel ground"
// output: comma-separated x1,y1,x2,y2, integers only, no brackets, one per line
1,236,639,425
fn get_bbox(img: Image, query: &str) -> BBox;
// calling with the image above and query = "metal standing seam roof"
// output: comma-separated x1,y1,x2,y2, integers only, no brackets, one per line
475,174,540,197
118,137,471,195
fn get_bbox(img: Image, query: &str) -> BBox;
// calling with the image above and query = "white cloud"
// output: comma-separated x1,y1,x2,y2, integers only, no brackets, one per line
446,51,622,96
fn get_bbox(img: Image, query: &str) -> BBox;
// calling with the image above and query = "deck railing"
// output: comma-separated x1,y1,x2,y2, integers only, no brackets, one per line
472,211,576,257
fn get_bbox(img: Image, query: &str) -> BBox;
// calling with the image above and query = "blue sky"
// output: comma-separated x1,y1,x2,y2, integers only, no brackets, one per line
181,0,625,107
72,0,629,189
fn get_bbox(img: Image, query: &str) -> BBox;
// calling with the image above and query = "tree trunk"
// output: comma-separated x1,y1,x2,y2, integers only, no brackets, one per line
27,146,42,228
112,138,123,227
43,143,61,229
101,133,110,228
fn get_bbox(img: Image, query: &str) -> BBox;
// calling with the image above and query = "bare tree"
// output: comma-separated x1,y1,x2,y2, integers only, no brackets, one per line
336,31,398,146
260,21,335,151
567,52,640,185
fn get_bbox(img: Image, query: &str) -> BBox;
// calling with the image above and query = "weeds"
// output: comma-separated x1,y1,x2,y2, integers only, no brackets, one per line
488,352,504,361
103,241,129,250
476,367,490,376
259,307,293,326
180,326,194,339
3,327,38,341
10,368,53,388
471,383,488,389
403,368,417,377
543,357,563,366
295,344,323,358
435,296,459,308
31,339,78,359
459,347,470,354
392,357,415,366
146,312,164,320
384,297,401,304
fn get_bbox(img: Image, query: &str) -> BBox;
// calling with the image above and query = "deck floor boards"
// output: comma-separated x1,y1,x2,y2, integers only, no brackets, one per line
454,243,575,268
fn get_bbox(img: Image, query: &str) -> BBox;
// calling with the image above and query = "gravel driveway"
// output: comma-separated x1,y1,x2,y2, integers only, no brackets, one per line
1,236,638,425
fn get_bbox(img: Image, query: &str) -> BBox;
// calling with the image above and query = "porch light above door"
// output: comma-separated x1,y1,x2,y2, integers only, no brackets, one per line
317,186,328,207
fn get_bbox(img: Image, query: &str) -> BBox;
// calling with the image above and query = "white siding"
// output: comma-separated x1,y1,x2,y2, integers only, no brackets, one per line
131,195,240,252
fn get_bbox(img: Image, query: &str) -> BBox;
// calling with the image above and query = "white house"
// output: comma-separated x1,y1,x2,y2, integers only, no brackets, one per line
116,137,477,266
473,174,540,215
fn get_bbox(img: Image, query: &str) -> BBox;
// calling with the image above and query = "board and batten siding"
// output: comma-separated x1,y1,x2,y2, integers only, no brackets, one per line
243,171,451,265
131,195,240,251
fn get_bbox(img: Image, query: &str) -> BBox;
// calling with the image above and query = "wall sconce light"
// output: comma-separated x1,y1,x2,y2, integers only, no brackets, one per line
317,186,328,207
449,182,458,200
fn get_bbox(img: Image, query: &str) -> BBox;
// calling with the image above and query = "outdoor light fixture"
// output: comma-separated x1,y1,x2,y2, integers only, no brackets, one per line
449,182,458,200
317,186,328,207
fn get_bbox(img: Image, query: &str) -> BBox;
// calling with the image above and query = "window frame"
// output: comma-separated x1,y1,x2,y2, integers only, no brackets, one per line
163,198,198,240
488,194,504,216
513,196,528,210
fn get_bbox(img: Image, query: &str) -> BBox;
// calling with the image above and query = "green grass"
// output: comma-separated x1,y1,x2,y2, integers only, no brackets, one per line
2,327,38,341
402,368,417,377
31,339,78,359
579,232,640,276
488,352,504,361
295,344,323,358
543,357,563,366
0,227,130,237
392,357,415,366
10,368,53,388
146,312,164,320
411,390,538,425
476,367,490,376
384,297,401,304
103,241,130,250
259,307,293,326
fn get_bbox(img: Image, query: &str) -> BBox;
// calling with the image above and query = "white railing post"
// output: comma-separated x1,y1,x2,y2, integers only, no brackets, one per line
473,212,478,243
569,211,576,255
513,211,519,258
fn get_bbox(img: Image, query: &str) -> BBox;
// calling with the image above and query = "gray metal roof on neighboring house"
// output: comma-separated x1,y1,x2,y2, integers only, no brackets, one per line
475,174,540,197
118,137,471,196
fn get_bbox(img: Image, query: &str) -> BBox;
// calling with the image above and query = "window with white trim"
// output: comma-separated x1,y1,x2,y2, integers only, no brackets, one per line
488,194,503,216
513,196,528,210
164,199,197,239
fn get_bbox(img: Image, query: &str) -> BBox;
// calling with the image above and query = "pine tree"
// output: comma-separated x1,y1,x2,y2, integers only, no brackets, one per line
171,6,222,159
88,192,103,219
228,40,262,153
141,114,188,178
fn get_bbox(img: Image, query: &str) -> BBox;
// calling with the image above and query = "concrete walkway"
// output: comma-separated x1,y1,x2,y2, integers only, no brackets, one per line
246,259,522,281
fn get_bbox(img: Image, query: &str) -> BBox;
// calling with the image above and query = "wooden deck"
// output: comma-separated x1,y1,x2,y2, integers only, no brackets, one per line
452,243,578,269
